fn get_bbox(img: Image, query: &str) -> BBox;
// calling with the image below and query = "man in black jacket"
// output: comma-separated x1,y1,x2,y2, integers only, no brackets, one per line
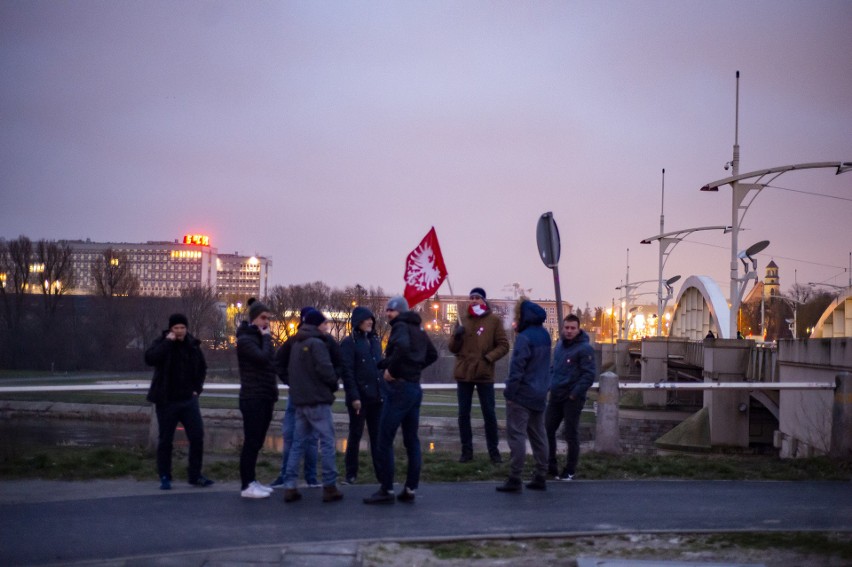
280,308,344,504
145,313,213,490
340,306,383,484
364,296,438,505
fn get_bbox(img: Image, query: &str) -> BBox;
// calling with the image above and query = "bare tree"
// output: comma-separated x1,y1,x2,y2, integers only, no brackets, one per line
180,285,220,340
787,283,814,304
92,248,140,297
35,239,75,319
0,236,34,366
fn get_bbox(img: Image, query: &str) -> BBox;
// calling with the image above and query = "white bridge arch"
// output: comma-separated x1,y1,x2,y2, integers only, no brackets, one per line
810,289,852,338
668,275,731,339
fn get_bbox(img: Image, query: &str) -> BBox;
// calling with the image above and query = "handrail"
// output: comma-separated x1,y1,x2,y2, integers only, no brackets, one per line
0,381,835,393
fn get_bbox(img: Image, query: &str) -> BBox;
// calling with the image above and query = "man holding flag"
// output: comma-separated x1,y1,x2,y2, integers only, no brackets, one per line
363,228,444,505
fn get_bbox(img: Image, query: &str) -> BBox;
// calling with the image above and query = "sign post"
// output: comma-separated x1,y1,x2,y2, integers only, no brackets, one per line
536,211,564,330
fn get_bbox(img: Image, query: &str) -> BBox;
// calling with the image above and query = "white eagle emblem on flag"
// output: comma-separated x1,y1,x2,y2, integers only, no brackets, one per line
402,227,448,307
405,243,443,291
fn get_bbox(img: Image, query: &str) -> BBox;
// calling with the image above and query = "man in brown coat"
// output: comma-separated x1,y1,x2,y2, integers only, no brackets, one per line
449,287,510,463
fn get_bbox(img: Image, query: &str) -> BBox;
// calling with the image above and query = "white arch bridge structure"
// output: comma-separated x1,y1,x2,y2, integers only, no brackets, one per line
668,275,851,340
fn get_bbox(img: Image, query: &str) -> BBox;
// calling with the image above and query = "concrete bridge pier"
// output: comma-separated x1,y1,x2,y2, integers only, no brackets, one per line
831,372,852,460
702,338,753,447
595,372,621,454
640,338,669,407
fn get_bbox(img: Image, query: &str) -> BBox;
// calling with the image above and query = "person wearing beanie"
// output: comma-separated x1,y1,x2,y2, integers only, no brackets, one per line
496,298,551,494
280,307,343,503
449,287,510,464
145,313,212,490
236,298,277,498
271,307,345,491
339,306,383,485
364,295,437,505
385,295,409,313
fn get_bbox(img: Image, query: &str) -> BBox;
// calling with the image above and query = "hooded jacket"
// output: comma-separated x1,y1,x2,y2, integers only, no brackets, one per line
550,329,596,402
503,300,552,411
144,330,207,404
340,306,383,404
448,301,510,383
380,311,438,382
236,321,279,401
286,324,339,406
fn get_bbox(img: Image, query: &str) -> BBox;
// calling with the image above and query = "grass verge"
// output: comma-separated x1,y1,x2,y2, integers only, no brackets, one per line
1,445,850,482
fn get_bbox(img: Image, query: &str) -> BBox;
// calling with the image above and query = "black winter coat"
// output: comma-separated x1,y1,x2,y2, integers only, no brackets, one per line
286,324,339,406
340,307,383,404
144,331,207,404
236,321,279,401
380,311,438,382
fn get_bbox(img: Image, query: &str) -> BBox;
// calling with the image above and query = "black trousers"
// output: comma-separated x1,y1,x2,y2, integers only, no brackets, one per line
155,397,205,482
545,396,584,475
239,397,274,489
344,399,382,481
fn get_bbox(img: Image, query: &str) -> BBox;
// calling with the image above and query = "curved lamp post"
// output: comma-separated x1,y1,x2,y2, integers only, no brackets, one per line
699,72,851,338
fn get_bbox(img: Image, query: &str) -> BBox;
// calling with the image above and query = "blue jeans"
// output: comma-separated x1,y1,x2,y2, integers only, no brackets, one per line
280,397,318,484
155,396,204,482
282,404,337,488
456,382,500,457
375,380,422,492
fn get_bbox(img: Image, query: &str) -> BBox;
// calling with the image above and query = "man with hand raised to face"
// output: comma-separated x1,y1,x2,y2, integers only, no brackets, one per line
236,298,278,499
145,313,213,490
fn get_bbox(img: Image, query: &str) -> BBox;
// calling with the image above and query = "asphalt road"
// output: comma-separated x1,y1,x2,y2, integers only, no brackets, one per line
1,479,850,566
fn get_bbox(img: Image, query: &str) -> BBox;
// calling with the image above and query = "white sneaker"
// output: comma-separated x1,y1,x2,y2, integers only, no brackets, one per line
241,482,271,499
251,481,274,494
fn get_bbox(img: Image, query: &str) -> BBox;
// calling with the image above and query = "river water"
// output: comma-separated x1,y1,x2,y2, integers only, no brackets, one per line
0,415,479,457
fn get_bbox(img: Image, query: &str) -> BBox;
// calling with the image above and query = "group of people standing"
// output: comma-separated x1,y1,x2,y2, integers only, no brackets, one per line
144,286,596,501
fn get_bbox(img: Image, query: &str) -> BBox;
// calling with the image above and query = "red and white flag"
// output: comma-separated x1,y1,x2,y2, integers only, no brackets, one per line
403,227,448,307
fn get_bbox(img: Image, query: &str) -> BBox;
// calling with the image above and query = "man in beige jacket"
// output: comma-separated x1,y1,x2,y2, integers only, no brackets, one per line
449,287,510,464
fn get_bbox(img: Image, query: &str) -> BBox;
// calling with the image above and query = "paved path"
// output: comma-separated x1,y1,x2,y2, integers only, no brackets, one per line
1,479,850,566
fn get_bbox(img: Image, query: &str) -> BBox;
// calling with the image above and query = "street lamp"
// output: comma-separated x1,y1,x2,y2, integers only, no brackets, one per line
699,71,851,338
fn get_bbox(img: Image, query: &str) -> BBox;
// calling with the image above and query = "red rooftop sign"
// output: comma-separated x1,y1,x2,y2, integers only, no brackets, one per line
183,234,210,246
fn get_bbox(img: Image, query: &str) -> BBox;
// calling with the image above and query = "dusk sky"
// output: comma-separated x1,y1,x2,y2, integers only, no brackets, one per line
2,1,850,309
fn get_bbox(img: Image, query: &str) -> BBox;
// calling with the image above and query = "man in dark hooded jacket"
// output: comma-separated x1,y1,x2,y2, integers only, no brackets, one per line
497,299,551,493
340,306,383,484
546,314,596,480
145,313,212,490
280,308,343,504
364,296,437,505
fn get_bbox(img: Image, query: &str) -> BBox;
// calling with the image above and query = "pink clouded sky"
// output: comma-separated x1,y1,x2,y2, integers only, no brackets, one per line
2,1,850,309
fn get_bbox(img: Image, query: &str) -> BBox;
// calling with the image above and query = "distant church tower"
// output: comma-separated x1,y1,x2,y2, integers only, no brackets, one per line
764,260,780,298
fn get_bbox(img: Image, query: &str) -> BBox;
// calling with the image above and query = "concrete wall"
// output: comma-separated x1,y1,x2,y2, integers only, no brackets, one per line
776,338,852,457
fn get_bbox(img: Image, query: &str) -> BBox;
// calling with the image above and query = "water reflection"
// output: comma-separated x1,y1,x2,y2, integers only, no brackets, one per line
0,417,495,456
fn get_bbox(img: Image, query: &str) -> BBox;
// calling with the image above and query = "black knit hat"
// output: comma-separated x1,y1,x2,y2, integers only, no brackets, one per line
302,308,326,326
469,287,487,300
247,297,270,323
168,313,189,329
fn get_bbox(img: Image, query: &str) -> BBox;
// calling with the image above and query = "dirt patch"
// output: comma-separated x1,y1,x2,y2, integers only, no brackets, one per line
360,532,852,566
